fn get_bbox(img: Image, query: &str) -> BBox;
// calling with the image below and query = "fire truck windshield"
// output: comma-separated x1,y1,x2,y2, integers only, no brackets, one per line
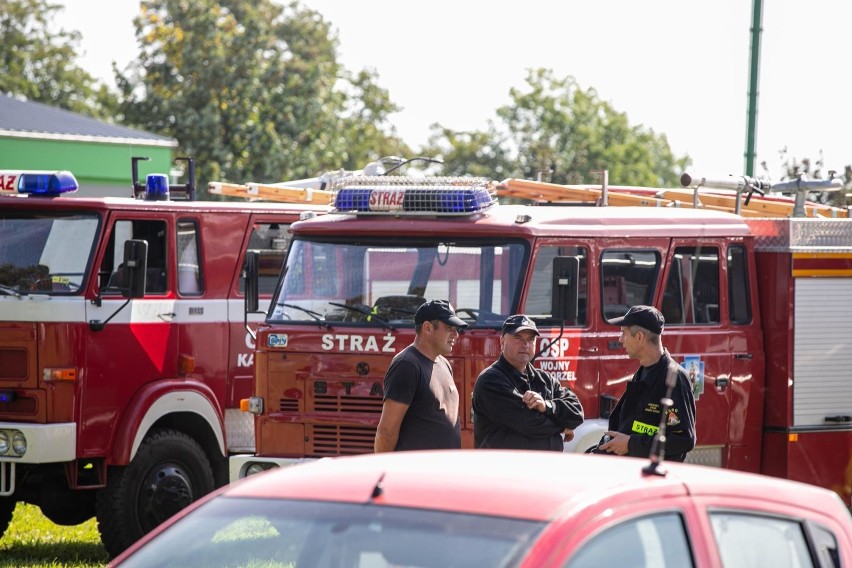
270,239,527,328
0,210,99,294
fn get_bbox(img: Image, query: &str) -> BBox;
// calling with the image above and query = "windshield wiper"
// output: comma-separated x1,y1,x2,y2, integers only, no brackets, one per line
0,284,22,297
328,302,394,330
276,302,331,328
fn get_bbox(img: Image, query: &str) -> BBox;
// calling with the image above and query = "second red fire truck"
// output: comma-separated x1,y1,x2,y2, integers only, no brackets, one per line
0,160,326,556
234,172,852,507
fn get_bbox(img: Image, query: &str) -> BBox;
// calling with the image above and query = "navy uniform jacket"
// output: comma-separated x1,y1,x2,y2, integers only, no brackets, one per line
608,349,696,462
473,355,584,451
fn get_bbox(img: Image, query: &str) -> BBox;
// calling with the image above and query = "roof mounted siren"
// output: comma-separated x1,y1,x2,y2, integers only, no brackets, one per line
132,156,196,201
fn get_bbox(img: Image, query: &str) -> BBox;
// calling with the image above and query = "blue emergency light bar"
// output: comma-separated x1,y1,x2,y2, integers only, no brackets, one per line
332,176,495,215
1,171,79,196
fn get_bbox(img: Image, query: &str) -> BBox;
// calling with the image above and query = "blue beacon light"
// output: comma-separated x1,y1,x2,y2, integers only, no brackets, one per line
144,173,170,201
16,171,79,196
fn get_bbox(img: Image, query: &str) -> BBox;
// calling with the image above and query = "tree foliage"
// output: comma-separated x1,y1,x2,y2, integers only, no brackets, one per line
0,0,117,118
117,0,404,190
422,69,689,187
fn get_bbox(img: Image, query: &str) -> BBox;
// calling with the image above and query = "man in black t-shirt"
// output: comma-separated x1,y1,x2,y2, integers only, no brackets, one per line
374,300,468,452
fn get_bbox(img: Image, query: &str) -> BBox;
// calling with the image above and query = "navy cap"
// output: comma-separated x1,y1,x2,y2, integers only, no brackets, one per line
607,305,664,335
414,299,468,328
501,314,540,336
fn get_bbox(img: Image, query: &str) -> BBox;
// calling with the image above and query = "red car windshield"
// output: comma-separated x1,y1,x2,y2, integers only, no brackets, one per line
118,496,545,567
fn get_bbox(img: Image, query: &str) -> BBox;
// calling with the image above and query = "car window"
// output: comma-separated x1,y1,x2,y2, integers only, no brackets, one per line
709,512,814,568
117,497,546,568
564,512,694,568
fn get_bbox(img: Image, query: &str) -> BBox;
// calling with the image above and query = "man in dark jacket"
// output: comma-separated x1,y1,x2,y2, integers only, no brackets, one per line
473,315,584,451
597,305,696,462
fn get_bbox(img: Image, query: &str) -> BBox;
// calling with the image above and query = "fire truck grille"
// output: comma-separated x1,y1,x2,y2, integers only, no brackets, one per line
0,349,27,380
312,395,382,414
310,425,376,456
0,394,37,416
279,399,299,412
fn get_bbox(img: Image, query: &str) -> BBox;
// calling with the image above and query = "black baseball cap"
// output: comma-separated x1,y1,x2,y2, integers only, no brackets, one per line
501,314,540,336
607,305,664,335
414,299,468,328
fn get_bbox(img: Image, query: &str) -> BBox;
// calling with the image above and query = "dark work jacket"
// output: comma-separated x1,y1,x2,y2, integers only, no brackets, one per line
607,349,696,462
473,355,584,451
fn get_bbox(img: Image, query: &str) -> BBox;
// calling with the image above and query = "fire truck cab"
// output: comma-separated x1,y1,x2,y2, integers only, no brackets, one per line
234,174,852,507
0,165,324,556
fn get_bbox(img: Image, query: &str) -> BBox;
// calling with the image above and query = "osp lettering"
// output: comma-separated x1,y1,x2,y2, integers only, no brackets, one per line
540,337,571,358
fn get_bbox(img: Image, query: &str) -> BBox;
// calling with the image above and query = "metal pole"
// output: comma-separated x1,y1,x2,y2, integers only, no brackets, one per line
744,0,763,176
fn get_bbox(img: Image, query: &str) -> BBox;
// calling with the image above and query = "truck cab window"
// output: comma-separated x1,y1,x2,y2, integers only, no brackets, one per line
663,246,720,325
101,219,168,295
600,250,659,321
271,239,526,328
526,245,588,326
0,211,97,294
177,220,203,295
728,244,751,324
239,223,291,295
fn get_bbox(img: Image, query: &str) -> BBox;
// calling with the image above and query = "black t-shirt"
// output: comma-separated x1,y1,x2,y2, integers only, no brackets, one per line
383,345,461,450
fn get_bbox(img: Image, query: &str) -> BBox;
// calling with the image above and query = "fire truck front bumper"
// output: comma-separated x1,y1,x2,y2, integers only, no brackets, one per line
0,422,76,496
0,422,76,463
229,454,317,483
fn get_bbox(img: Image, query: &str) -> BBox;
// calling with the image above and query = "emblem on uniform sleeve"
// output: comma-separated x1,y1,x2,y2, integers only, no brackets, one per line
666,409,681,426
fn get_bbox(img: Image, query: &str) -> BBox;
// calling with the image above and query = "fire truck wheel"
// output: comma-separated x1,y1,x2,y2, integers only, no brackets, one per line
0,497,13,538
95,428,214,558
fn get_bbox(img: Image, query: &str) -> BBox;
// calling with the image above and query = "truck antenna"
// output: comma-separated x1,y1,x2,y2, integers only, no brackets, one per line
382,156,444,176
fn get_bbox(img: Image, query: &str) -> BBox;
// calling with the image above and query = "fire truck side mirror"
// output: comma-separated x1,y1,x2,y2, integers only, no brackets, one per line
123,239,148,299
244,250,260,313
552,256,579,324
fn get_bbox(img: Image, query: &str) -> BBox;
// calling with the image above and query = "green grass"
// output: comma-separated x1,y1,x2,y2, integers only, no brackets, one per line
0,503,108,567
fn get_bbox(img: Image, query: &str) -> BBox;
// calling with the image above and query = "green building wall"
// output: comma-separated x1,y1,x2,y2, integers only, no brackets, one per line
0,137,175,197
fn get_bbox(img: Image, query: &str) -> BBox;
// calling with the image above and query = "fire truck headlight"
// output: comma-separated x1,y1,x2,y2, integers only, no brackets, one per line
11,431,26,456
0,431,8,455
245,463,277,477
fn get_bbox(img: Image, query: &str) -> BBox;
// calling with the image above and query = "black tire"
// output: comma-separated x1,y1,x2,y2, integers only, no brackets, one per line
0,497,14,539
95,428,214,558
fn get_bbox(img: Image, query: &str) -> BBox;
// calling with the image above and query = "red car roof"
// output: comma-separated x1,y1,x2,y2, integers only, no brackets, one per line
226,451,848,522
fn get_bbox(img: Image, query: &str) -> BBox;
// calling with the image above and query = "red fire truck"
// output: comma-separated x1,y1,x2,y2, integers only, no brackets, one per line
0,161,326,556
233,173,852,507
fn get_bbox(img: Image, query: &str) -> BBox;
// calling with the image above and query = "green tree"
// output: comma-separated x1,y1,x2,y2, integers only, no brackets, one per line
423,122,513,180
422,68,689,187
0,0,117,118
117,0,402,191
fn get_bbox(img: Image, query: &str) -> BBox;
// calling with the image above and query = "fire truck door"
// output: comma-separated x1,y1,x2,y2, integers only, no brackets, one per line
661,241,741,469
84,217,179,456
525,243,595,448
227,222,293,408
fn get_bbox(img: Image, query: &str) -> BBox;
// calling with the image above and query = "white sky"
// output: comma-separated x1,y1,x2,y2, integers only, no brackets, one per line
56,0,851,181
